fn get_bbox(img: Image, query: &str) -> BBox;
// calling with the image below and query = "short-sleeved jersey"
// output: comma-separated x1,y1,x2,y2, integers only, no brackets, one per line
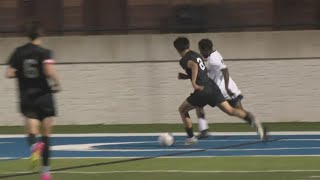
179,50,211,87
206,50,241,99
206,50,226,85
7,43,54,96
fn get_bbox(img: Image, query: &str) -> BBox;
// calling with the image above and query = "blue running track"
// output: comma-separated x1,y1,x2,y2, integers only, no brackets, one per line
1,133,320,159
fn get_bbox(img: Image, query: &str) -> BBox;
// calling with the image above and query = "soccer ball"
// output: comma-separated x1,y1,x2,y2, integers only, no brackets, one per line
158,133,175,147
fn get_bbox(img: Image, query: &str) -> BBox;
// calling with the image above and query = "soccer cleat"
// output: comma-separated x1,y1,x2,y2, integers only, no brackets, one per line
246,113,268,141
41,172,52,180
185,136,198,145
30,142,44,170
252,119,268,141
197,130,209,139
258,126,268,141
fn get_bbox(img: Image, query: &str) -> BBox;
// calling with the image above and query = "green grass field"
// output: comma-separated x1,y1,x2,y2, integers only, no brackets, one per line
2,157,320,180
1,123,320,180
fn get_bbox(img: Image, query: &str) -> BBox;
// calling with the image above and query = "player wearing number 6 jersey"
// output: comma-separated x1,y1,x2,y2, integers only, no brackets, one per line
174,37,267,145
5,22,60,180
196,38,267,140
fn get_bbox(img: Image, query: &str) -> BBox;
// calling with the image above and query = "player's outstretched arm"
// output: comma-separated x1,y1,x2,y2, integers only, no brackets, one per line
5,67,16,79
187,60,204,91
44,63,61,93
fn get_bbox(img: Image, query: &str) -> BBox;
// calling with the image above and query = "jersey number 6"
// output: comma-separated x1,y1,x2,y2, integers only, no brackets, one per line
23,59,39,78
197,58,206,71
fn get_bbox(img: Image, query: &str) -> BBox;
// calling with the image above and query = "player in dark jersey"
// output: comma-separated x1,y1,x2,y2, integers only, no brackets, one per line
174,37,266,145
5,22,60,180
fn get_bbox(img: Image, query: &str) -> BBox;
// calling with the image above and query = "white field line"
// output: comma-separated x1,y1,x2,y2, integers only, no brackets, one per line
1,131,320,138
2,169,320,175
51,169,320,174
204,139,320,142
51,146,320,152
207,147,320,152
3,154,320,160
3,139,320,143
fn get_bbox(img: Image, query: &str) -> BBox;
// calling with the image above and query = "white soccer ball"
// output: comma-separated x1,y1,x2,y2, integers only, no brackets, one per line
158,133,175,147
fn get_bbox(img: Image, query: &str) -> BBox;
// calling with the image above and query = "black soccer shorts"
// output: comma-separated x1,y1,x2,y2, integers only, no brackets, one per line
20,93,56,120
187,83,226,108
227,95,244,108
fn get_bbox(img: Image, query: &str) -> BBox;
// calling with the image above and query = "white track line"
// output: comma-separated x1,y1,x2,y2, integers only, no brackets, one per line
2,138,319,143
50,147,320,152
208,147,320,151
309,176,320,178
1,131,320,138
3,154,320,160
0,172,32,174
1,169,320,175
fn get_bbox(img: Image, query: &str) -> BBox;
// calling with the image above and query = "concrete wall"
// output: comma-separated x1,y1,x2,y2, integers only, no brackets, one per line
1,30,320,64
1,30,320,125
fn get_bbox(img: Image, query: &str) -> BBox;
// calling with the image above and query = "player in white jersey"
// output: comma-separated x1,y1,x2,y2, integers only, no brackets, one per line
206,50,242,102
196,38,266,138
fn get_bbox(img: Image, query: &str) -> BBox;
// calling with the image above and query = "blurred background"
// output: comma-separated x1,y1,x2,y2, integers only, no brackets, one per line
0,0,320,35
0,0,320,126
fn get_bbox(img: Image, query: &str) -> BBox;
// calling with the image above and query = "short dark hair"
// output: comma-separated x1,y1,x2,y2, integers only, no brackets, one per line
198,39,213,51
174,37,190,52
25,21,43,40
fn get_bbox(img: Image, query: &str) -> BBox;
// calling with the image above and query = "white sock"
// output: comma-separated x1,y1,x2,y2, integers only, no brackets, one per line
198,118,209,131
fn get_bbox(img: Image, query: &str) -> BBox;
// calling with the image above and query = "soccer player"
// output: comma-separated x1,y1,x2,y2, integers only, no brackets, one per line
174,37,266,145
5,22,60,180
195,38,266,139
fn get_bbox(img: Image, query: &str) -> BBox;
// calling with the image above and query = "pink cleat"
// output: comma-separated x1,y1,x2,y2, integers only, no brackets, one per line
41,172,52,180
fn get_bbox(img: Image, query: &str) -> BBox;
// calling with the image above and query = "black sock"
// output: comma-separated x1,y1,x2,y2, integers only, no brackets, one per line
28,134,37,147
244,113,253,125
185,127,194,138
41,136,50,166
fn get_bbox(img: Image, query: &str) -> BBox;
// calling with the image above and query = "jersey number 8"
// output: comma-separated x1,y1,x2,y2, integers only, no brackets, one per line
197,58,206,71
23,59,39,78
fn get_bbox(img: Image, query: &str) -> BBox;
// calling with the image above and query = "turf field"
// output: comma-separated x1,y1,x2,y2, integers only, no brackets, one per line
1,123,320,180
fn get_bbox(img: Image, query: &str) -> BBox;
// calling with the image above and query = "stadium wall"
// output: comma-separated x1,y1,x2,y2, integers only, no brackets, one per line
0,30,320,125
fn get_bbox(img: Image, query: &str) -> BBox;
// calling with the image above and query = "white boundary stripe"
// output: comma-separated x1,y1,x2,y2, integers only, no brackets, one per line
51,146,320,152
0,172,32,175
1,131,320,138
51,155,320,158
51,169,320,174
207,147,320,152
3,154,320,160
2,169,320,175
